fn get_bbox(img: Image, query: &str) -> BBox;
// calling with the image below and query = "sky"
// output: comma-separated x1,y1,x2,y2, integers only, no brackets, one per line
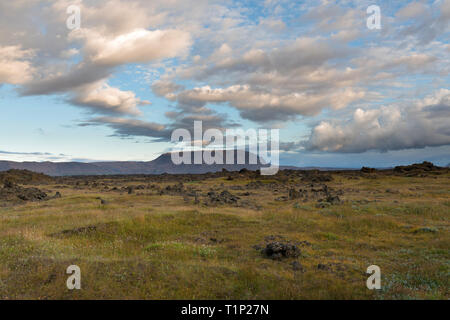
0,0,449,168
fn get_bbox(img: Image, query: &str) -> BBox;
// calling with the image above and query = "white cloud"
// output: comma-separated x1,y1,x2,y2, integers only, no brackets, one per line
258,18,286,32
70,81,150,115
152,80,184,101
175,85,365,121
307,89,450,152
397,2,428,19
71,28,191,66
60,48,79,58
51,0,154,35
0,46,35,84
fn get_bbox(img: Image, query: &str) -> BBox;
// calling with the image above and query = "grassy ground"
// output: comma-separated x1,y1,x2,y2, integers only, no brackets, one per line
0,171,448,299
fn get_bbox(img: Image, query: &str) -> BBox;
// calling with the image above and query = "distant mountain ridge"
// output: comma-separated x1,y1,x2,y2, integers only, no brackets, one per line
0,151,360,176
0,151,269,176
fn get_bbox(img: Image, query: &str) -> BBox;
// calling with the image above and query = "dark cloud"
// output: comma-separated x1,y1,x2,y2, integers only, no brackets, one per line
20,63,111,96
0,150,52,156
78,109,240,142
79,117,170,141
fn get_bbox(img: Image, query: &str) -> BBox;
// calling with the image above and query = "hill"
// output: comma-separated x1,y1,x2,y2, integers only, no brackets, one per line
0,169,53,184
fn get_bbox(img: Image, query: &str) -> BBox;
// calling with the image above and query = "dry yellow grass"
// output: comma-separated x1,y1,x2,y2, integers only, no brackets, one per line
0,170,448,299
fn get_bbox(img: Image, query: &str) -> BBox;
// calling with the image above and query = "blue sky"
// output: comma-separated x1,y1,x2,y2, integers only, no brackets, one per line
0,0,449,167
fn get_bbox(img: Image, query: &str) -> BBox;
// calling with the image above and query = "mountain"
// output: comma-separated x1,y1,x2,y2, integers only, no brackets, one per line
0,150,270,176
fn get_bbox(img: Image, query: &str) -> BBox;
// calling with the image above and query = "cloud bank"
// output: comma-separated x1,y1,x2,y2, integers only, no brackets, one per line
0,0,449,161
